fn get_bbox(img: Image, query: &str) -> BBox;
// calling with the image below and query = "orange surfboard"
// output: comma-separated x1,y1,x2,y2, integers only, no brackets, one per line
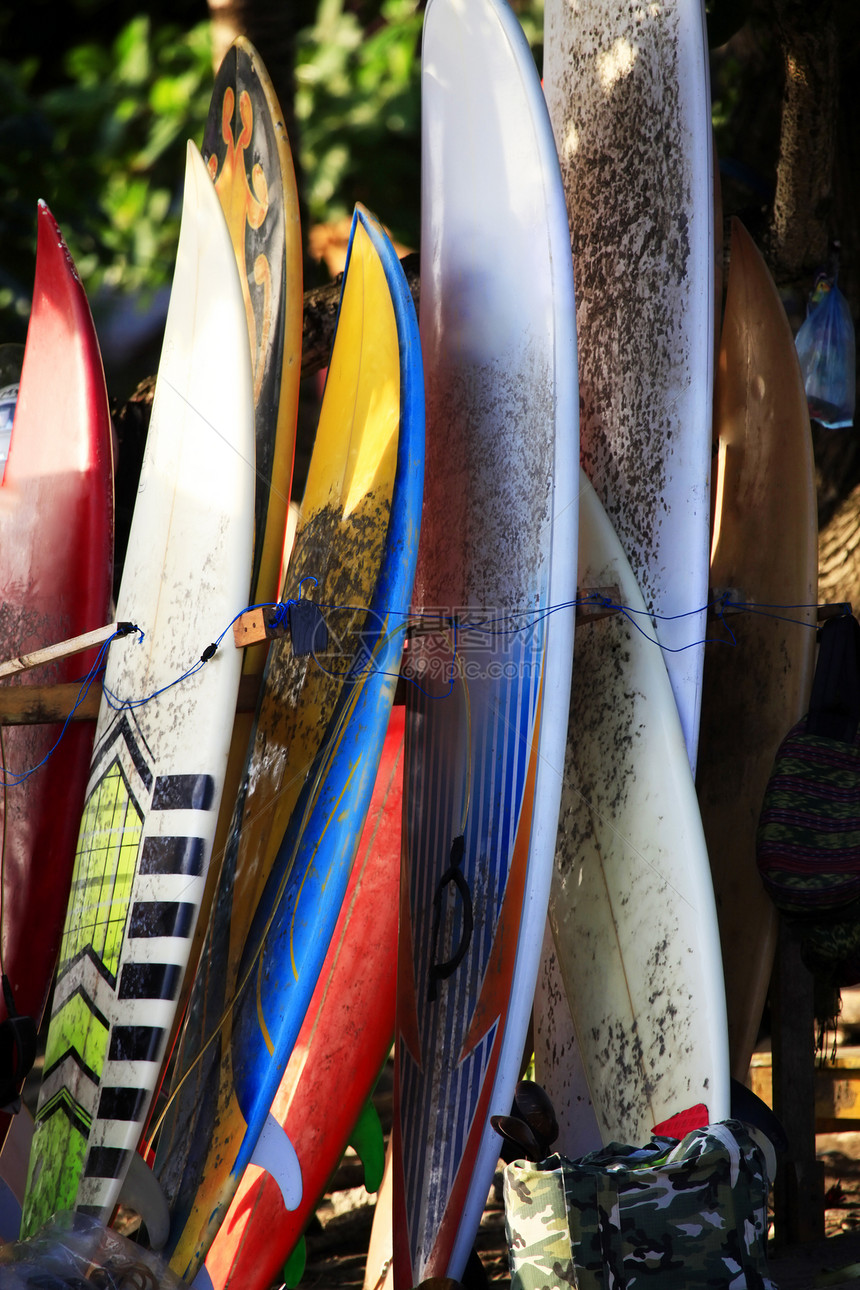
201,708,404,1290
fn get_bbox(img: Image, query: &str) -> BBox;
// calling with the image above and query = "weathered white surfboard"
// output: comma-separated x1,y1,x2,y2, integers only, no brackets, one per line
543,0,713,772
393,0,578,1281
548,471,729,1145
533,922,601,1159
23,141,255,1235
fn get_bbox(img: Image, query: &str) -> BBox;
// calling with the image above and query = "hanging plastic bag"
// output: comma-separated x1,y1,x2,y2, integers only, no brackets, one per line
795,270,856,429
0,1211,182,1289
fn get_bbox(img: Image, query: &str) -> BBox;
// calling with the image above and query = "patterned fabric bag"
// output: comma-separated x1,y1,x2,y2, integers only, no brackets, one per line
756,719,860,917
503,1120,774,1290
757,613,860,920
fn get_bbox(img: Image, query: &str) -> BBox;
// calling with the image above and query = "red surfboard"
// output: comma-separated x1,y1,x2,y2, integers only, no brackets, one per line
0,201,113,1145
201,706,404,1290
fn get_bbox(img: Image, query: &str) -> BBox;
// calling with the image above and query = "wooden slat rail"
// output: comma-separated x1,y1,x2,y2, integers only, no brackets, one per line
0,674,262,726
2,592,848,726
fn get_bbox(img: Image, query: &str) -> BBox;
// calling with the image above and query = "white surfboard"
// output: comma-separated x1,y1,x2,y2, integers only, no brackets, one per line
543,0,713,774
533,922,601,1160
23,140,255,1235
393,0,578,1281
548,471,729,1146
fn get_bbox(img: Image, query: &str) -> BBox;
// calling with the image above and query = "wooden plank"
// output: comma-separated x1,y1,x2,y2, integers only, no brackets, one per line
0,674,261,725
752,1047,860,1129
771,920,826,1249
0,682,101,724
0,623,129,680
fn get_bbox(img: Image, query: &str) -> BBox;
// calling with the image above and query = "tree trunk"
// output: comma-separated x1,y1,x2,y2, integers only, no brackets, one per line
754,0,860,607
819,472,860,611
764,0,838,287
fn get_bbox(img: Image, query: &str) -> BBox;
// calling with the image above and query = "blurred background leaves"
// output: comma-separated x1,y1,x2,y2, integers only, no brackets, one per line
0,13,212,341
0,0,550,401
0,0,852,407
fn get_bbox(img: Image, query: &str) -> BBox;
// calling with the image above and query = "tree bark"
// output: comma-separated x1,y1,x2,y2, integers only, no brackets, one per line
300,252,419,376
752,0,860,608
206,0,243,75
819,485,860,610
764,0,838,286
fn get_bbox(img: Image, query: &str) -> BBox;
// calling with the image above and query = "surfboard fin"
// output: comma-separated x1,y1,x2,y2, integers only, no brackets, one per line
117,1150,170,1251
348,1095,385,1194
283,1233,307,1288
250,1111,303,1211
652,1104,709,1138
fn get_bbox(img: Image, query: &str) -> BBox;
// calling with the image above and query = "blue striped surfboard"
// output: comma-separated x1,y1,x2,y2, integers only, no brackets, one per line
391,0,578,1280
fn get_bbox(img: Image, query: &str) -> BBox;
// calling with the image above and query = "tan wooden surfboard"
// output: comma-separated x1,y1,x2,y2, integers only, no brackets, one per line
696,216,818,1081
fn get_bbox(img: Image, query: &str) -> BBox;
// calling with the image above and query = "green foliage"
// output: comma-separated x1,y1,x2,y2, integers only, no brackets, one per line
513,0,545,74
293,0,544,249
0,14,212,342
0,0,547,349
710,46,745,161
294,0,424,247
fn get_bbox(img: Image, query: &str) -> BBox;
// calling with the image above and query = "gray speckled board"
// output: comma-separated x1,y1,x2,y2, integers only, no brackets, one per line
544,0,713,775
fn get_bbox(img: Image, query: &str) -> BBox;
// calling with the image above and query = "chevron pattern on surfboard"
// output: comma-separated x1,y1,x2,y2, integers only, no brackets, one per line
22,141,255,1238
28,706,218,1216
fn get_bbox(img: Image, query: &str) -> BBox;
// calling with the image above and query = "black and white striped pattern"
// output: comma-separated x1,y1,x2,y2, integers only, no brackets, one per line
76,769,214,1216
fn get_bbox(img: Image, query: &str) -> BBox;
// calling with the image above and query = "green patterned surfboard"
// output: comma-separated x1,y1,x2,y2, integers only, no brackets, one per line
22,143,255,1235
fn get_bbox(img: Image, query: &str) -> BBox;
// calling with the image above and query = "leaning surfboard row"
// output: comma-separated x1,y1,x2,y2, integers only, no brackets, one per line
0,0,812,1284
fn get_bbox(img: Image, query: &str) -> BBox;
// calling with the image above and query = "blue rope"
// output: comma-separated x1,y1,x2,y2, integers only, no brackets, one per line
0,625,139,788
0,590,843,788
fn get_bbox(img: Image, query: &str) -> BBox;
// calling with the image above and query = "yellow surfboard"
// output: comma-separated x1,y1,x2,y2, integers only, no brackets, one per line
154,207,423,1282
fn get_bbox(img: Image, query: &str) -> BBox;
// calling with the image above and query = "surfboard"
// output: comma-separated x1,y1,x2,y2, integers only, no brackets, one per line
543,0,714,773
21,141,256,1236
0,1103,33,1240
364,1143,393,1290
392,0,578,1280
203,34,301,605
202,705,404,1290
172,33,303,1085
0,203,113,1149
154,203,424,1283
696,217,817,1081
532,922,601,1160
548,469,730,1146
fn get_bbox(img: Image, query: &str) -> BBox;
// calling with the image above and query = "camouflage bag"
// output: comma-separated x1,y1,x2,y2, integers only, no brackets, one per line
503,1120,774,1290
